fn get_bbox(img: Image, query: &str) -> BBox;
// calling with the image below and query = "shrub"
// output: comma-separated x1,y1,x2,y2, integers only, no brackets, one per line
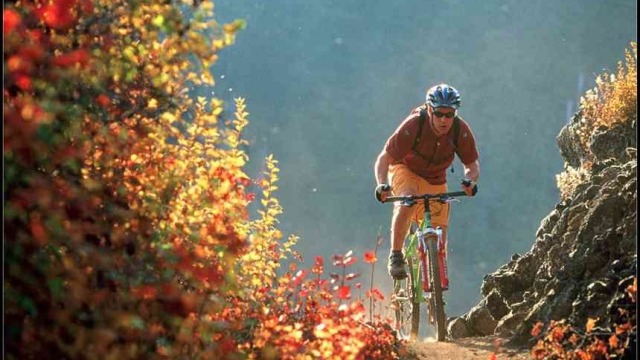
576,42,637,154
555,162,591,201
4,1,398,359
556,42,636,199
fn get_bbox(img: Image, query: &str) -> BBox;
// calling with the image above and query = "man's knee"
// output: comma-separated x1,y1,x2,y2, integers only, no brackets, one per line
392,205,415,223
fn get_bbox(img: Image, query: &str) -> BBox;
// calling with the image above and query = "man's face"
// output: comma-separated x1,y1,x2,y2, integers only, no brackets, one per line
428,106,456,136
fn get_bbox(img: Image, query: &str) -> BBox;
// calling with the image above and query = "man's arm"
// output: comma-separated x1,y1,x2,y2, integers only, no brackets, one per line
463,160,480,183
374,149,392,185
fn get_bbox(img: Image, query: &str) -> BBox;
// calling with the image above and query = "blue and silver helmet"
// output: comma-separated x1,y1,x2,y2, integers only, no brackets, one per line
426,84,461,109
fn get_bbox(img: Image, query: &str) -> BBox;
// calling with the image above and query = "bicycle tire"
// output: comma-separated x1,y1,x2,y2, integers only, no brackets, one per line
392,277,411,340
407,256,420,341
426,235,447,341
392,257,420,341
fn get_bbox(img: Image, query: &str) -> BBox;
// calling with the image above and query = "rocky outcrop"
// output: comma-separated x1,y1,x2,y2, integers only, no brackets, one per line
448,110,637,346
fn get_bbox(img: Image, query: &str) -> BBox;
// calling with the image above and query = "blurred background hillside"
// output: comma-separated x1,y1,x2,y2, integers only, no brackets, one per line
203,0,636,335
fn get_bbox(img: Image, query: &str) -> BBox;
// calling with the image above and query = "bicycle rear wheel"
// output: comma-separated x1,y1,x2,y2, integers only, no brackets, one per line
426,236,447,341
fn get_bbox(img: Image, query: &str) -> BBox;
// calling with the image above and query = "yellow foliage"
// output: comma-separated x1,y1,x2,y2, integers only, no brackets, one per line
555,163,591,201
557,43,636,198
238,154,300,298
577,42,637,154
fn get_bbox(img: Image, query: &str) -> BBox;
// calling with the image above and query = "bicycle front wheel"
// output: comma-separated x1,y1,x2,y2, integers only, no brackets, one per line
407,257,420,340
392,257,420,341
426,236,447,341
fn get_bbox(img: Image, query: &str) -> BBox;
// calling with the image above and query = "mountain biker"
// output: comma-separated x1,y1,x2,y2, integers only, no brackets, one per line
373,84,480,280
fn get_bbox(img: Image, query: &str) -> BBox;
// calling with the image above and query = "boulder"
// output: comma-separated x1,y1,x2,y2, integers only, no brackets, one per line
447,317,472,339
589,121,636,162
465,298,498,336
485,289,509,320
556,112,589,167
494,311,527,337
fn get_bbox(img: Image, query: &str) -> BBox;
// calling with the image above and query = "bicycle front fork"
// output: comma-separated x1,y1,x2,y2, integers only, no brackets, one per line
418,229,449,292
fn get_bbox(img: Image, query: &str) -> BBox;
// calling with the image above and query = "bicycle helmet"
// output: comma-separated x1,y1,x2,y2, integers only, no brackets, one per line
426,84,461,109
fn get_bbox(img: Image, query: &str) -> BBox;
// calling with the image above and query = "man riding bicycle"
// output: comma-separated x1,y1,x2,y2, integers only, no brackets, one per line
374,84,480,280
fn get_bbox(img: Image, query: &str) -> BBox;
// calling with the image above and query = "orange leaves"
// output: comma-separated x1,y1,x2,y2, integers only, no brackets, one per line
366,288,385,302
626,277,637,302
531,294,636,360
531,321,544,337
364,251,378,264
585,317,598,333
7,54,34,74
569,333,580,346
311,256,324,274
550,325,566,342
615,322,632,335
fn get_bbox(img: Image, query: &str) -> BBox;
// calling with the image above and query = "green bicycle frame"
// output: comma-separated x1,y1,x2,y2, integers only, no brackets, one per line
404,208,440,304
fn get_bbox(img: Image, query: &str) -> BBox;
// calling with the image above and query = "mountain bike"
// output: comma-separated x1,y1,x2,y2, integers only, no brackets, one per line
383,191,469,342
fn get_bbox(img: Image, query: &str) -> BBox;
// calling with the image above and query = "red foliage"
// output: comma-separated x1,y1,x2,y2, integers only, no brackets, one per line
337,285,352,300
34,0,79,29
364,251,378,263
96,94,110,108
530,277,636,359
4,8,22,34
52,49,91,67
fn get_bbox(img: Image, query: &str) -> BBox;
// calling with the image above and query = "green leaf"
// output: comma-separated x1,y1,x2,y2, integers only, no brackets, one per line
123,46,136,60
20,296,37,316
130,315,145,329
48,278,64,300
162,268,175,279
152,15,165,28
235,18,247,30
36,124,55,144
63,158,81,173
45,216,64,237
125,68,138,82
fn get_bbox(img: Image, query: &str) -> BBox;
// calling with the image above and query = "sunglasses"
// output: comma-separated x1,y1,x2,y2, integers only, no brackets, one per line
432,110,456,119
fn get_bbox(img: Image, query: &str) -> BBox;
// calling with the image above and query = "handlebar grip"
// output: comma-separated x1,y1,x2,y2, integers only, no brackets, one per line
375,184,391,202
461,179,478,196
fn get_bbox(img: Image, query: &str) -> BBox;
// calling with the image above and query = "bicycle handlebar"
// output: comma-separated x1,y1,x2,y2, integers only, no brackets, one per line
382,191,469,206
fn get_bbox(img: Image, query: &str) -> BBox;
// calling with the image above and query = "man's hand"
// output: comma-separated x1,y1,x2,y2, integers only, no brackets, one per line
375,183,392,202
461,178,478,197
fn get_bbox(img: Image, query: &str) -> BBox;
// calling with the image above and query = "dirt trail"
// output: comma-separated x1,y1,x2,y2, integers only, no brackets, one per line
400,335,531,360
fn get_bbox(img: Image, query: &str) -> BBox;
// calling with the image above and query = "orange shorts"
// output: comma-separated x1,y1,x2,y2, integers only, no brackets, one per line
389,163,450,230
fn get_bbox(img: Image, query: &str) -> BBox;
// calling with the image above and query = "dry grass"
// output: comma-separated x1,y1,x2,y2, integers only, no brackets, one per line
555,163,591,200
576,42,637,149
557,42,636,200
